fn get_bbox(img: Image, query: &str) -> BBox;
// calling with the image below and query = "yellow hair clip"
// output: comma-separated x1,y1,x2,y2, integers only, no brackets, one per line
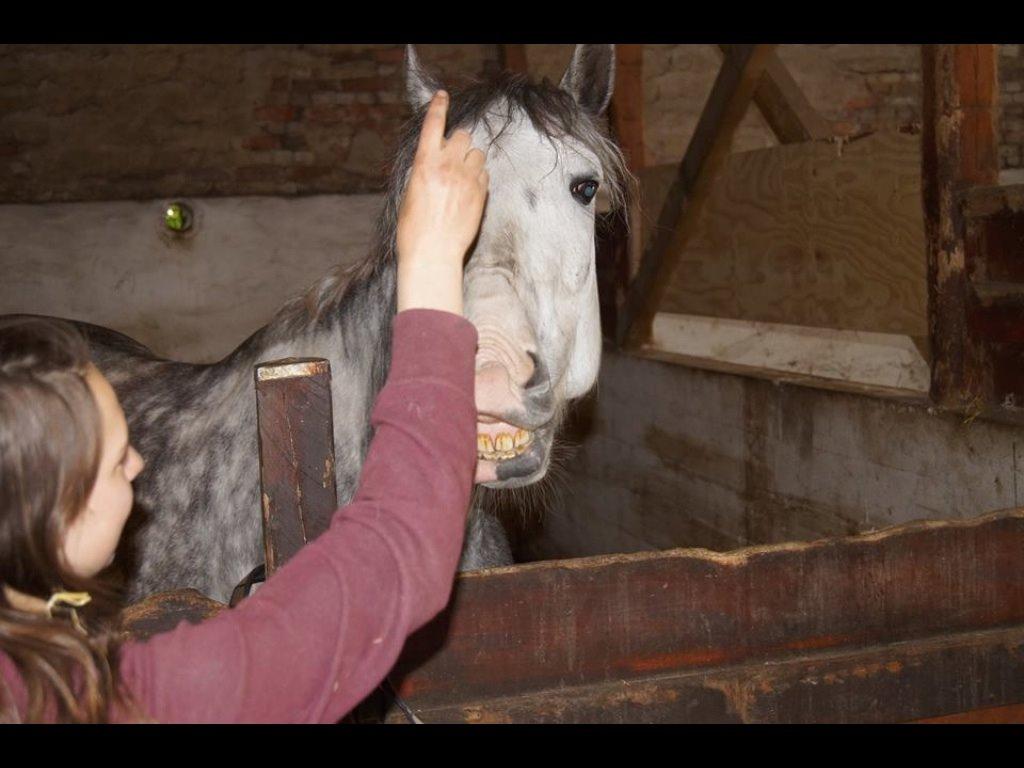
46,591,91,635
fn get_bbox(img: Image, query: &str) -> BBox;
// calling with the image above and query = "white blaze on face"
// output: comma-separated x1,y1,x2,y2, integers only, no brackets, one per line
464,108,604,413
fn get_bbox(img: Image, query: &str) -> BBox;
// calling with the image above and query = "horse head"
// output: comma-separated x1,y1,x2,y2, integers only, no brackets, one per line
402,45,627,489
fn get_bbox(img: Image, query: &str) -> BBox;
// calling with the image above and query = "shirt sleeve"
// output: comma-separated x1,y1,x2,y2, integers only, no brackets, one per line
116,309,479,723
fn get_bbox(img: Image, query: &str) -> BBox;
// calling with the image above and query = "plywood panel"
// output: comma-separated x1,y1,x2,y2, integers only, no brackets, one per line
639,132,927,337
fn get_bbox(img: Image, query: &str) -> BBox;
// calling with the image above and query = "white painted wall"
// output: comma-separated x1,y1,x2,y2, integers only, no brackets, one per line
0,194,383,362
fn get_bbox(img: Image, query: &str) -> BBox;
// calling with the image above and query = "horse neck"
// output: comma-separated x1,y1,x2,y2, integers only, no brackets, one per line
230,254,398,440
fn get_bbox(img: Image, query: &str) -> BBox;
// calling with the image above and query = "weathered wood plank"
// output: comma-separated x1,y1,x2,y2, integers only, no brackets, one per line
637,341,929,403
387,625,1024,723
254,358,338,576
914,701,1024,724
921,44,999,413
639,132,927,337
962,184,1024,413
616,44,776,349
390,509,1024,708
721,44,834,144
644,312,929,394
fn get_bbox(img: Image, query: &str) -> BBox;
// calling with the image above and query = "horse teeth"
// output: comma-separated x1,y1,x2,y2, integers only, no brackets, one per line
478,430,535,461
477,449,522,461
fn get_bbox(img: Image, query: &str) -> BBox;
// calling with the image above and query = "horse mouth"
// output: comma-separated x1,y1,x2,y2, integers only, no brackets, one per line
476,423,535,461
475,420,550,487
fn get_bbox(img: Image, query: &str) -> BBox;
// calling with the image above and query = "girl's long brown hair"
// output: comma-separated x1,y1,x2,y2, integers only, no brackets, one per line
0,317,130,722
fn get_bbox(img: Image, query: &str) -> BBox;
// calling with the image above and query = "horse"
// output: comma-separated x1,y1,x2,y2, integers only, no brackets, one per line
10,44,629,603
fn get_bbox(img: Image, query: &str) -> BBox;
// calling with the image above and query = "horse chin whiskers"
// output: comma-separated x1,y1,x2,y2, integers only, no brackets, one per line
477,434,574,531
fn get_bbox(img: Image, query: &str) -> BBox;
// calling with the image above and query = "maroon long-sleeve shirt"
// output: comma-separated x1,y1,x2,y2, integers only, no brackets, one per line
0,309,478,723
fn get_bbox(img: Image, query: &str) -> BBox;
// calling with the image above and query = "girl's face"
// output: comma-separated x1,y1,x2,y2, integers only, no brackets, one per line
60,365,144,579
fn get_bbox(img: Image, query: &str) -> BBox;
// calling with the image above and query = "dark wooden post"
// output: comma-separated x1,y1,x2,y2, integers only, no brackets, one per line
499,45,528,74
255,358,339,576
921,45,1000,413
609,44,645,172
597,44,645,342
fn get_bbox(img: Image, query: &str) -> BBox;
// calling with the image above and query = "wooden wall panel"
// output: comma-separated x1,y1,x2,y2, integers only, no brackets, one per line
522,348,1022,562
640,131,927,338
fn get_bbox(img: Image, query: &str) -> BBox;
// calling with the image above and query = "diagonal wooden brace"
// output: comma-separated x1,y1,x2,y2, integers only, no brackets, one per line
616,44,776,350
720,44,836,144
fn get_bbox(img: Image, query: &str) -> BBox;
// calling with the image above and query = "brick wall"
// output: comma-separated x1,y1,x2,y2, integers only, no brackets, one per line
999,45,1024,170
1,44,1021,204
645,44,1024,170
0,44,499,203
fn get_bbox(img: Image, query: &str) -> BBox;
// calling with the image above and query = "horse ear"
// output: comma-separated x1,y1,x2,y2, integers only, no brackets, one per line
559,44,616,116
405,45,440,109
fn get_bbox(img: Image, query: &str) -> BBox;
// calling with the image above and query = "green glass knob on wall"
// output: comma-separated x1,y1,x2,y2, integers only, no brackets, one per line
164,202,193,233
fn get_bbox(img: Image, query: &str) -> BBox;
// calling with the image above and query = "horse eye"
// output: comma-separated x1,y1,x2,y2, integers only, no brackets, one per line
570,179,600,205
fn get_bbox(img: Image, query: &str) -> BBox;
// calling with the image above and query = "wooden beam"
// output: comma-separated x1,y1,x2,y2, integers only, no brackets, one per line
254,357,338,577
390,508,1024,708
921,45,1000,412
608,44,645,170
720,44,835,143
386,625,1024,723
597,45,645,340
915,702,1024,724
616,44,776,349
498,45,528,74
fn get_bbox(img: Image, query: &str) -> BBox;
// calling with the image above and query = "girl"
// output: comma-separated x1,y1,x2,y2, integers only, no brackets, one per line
0,90,488,723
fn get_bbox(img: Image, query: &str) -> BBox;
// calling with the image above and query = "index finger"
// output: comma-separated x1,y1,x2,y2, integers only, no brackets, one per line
415,90,449,161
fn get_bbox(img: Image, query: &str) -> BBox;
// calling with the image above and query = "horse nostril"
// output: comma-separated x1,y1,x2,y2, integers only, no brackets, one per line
524,351,545,390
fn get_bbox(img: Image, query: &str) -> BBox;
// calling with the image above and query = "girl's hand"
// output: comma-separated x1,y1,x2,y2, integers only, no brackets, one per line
396,90,489,316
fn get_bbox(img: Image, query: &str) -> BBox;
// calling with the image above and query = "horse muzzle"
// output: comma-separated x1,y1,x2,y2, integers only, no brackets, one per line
474,351,556,486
